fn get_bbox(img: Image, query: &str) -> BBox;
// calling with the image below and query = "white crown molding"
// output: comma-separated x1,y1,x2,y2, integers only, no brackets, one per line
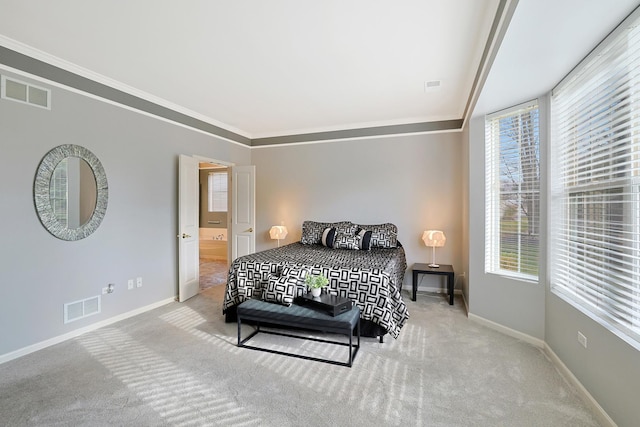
250,114,461,140
0,35,251,139
251,126,462,149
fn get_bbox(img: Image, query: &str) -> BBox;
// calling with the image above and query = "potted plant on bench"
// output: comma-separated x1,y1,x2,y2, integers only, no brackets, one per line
305,273,329,297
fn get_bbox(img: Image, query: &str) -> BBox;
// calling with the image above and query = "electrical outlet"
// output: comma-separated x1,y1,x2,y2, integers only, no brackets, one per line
578,331,587,348
128,279,134,290
136,277,142,288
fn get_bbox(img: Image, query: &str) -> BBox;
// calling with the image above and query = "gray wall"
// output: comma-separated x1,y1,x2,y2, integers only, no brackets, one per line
0,69,249,357
468,113,546,339
468,93,640,425
251,132,464,292
461,120,470,305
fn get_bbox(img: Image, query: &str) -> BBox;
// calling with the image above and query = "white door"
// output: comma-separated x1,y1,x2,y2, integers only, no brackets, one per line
231,165,256,261
178,154,200,302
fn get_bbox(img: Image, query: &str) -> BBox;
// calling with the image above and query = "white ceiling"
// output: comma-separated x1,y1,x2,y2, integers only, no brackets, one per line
475,0,640,117
0,0,499,139
1,1,638,141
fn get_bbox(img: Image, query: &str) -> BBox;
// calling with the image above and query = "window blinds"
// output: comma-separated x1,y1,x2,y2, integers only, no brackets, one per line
485,101,540,280
550,9,640,345
208,172,228,212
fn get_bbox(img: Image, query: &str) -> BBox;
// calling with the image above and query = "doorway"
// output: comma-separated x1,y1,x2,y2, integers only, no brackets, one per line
179,155,255,302
198,162,229,291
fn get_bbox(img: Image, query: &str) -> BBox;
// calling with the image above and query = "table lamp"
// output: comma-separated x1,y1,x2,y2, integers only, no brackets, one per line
269,225,288,247
422,230,446,268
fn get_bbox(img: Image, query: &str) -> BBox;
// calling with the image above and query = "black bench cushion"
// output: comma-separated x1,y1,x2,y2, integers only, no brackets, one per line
237,299,360,334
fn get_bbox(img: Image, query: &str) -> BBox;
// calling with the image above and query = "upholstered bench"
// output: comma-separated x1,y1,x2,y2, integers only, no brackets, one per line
237,299,360,367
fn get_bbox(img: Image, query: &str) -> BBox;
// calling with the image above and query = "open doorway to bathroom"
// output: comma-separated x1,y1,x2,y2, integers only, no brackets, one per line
198,162,229,290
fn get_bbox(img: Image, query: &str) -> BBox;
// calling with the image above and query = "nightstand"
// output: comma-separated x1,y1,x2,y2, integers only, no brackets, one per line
412,263,455,305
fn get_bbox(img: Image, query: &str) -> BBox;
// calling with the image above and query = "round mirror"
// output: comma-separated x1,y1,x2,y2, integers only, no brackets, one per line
34,145,108,240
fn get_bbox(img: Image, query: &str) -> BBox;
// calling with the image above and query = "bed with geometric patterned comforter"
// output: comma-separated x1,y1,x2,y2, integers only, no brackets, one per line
223,242,409,339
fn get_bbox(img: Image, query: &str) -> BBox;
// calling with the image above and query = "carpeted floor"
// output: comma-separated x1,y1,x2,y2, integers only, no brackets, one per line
0,288,602,426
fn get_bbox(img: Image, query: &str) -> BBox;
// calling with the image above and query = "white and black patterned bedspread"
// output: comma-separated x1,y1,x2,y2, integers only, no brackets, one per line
223,242,409,338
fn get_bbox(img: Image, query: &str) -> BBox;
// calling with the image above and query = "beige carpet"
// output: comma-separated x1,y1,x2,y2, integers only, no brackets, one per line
0,287,602,426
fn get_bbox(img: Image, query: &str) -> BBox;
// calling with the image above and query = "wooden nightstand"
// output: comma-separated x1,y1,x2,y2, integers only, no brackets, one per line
412,263,455,305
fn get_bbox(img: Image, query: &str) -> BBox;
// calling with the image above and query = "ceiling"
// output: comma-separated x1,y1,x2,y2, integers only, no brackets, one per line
1,1,638,143
0,0,500,140
475,0,640,117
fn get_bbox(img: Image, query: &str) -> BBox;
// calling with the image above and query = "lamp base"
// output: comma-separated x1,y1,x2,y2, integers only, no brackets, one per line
428,263,440,268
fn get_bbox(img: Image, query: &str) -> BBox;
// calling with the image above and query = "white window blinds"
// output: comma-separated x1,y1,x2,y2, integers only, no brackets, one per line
550,9,640,345
485,101,540,281
208,172,228,213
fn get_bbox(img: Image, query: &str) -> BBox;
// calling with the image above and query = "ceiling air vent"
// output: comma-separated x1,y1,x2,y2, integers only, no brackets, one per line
424,80,442,92
1,75,51,109
64,295,101,324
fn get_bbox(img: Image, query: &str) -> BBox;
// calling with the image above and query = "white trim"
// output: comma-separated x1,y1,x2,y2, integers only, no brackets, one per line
468,312,545,348
544,344,617,427
249,116,460,140
414,287,463,296
486,99,539,120
0,297,175,366
0,63,251,149
1,35,462,144
0,35,251,139
193,155,235,167
468,311,616,427
251,127,462,149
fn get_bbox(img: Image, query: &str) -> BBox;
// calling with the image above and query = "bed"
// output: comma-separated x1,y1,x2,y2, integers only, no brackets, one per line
223,221,409,340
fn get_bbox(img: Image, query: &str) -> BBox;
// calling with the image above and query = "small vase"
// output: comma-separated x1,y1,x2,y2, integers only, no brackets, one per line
311,287,322,297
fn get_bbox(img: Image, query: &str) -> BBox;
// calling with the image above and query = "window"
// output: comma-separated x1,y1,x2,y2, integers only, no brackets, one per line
208,171,227,212
50,158,68,227
551,9,640,346
485,101,540,281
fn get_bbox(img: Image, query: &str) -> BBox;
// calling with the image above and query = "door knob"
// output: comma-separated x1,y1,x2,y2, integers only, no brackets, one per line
180,233,191,239
246,228,253,233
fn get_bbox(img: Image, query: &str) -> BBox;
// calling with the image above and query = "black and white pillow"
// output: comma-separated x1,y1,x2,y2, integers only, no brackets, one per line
321,227,337,248
262,264,308,306
355,223,398,248
301,220,357,245
333,233,360,250
356,229,373,250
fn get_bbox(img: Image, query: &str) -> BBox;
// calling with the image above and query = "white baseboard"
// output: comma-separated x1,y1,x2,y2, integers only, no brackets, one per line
468,312,616,426
468,312,545,348
0,297,176,365
414,286,463,295
544,344,617,427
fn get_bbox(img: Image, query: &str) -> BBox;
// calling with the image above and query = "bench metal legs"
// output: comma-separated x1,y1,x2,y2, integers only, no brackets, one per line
237,316,360,367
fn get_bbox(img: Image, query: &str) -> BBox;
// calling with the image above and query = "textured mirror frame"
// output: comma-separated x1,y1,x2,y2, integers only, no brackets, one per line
34,144,108,241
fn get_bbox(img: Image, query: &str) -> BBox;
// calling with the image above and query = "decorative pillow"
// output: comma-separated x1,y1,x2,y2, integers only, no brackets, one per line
301,220,356,245
262,264,308,305
355,223,398,248
321,227,337,248
333,233,360,250
356,229,373,250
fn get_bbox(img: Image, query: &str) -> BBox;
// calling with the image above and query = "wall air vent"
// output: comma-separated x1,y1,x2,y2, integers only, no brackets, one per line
1,75,51,109
64,295,101,324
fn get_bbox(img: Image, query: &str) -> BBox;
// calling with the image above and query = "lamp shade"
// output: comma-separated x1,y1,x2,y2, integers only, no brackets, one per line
422,230,446,247
269,225,288,240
